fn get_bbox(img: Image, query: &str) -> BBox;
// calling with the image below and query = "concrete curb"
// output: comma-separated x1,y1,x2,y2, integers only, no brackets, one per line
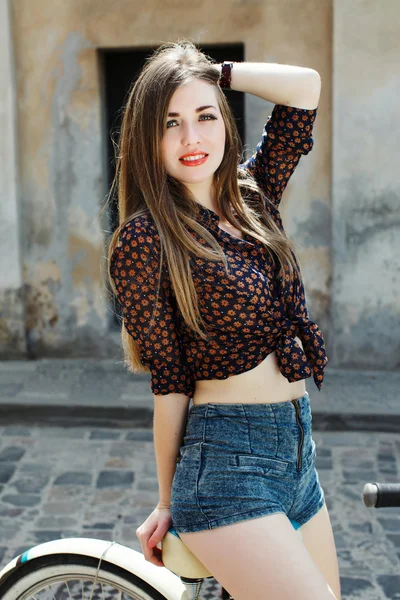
0,359,399,430
1,404,400,432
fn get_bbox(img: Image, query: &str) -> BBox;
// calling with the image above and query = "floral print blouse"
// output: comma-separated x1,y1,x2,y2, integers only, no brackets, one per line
110,104,328,397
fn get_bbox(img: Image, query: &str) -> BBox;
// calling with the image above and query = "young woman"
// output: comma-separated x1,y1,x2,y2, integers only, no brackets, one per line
108,40,341,600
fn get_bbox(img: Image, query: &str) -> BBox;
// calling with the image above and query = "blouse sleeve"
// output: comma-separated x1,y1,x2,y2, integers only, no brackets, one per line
240,104,318,207
110,219,195,398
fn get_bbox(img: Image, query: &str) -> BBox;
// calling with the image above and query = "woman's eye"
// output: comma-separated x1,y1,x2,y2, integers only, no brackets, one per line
201,114,217,122
166,114,217,129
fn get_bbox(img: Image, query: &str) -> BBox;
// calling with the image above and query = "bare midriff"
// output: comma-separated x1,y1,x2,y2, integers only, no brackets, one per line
192,336,307,405
192,223,307,406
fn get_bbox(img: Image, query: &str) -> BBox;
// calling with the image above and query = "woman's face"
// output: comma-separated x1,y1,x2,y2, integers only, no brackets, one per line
161,79,226,189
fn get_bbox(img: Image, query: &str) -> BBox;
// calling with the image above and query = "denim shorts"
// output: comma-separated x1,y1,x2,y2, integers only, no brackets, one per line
170,392,325,534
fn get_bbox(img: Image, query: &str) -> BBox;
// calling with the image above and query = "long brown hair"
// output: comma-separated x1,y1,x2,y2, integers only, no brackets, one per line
105,39,302,375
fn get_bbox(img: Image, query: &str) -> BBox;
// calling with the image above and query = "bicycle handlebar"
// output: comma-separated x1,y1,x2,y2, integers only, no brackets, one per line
363,482,400,508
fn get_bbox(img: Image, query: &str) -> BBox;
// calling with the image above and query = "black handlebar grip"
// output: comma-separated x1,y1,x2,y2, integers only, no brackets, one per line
363,482,400,508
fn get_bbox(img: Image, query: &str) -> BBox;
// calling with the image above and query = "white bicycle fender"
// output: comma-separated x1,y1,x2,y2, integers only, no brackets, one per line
0,537,187,600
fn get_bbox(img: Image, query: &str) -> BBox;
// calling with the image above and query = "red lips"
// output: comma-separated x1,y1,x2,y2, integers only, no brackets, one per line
179,154,209,166
179,151,208,159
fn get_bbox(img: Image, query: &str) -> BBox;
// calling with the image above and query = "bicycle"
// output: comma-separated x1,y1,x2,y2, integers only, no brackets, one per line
0,482,398,600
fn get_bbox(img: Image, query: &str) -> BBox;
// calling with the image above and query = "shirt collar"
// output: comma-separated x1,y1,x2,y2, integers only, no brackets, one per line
195,202,221,229
194,201,254,245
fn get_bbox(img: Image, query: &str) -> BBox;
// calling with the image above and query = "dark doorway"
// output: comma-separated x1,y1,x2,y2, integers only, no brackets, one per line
100,43,245,233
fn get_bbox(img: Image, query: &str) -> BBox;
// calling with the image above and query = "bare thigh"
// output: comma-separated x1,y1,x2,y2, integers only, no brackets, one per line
179,513,338,600
300,502,341,600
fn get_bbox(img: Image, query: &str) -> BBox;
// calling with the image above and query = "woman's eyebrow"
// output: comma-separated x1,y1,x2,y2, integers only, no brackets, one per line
167,105,217,117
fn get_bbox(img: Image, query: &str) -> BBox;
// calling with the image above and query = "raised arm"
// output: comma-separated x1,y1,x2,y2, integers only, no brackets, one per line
240,104,318,208
221,61,321,110
215,61,321,208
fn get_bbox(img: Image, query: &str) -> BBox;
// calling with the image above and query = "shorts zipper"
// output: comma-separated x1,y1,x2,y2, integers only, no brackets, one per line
292,399,304,469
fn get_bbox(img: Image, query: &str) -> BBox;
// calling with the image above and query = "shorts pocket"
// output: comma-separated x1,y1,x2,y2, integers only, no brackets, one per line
230,453,289,475
176,441,202,465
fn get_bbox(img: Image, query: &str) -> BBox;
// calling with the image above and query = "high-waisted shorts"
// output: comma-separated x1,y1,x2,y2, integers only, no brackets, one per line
170,392,325,534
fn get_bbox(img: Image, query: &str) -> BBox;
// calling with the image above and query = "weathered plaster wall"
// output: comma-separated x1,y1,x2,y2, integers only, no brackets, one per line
245,1,332,342
332,0,400,368
4,0,331,359
9,3,108,356
0,0,26,357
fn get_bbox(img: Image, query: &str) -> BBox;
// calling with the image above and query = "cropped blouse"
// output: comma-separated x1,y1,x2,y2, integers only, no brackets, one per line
110,104,328,397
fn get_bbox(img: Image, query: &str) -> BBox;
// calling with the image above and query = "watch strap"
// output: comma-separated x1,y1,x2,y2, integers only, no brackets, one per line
219,61,234,89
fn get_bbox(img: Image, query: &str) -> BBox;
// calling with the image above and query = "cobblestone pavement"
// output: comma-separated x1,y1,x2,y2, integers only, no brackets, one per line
0,423,399,599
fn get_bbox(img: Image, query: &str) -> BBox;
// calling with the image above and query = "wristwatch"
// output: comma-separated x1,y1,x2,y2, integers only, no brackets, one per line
219,61,234,89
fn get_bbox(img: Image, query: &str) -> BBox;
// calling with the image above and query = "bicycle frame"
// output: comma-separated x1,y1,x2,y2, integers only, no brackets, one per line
0,537,188,600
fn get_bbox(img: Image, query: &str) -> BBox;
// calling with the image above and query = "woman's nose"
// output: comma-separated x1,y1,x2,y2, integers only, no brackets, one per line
181,124,200,146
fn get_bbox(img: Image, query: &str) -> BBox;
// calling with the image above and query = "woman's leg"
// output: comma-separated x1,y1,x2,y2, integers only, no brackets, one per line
299,502,341,600
179,512,338,600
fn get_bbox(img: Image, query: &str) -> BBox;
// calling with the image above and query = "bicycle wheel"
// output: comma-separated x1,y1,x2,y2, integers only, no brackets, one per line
0,553,167,600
